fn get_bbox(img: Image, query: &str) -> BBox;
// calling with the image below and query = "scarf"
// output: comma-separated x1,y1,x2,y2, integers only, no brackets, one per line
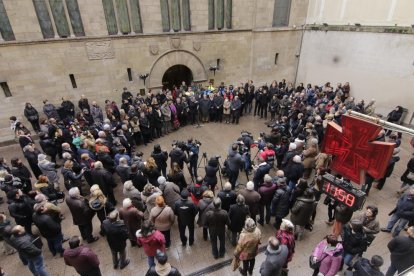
155,263,172,276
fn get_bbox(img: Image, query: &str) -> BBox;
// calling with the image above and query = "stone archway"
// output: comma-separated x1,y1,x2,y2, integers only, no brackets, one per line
148,50,207,88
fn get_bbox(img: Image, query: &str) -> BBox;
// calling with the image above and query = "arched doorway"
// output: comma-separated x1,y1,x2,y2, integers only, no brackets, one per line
162,65,193,89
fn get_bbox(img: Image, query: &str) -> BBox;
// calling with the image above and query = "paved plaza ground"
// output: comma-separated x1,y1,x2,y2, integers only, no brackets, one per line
0,115,412,275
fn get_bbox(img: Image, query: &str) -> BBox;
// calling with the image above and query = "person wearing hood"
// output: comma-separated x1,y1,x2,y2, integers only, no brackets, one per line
66,187,98,244
259,236,288,276
258,174,277,225
310,234,343,276
150,196,175,248
120,198,144,247
137,220,166,267
146,250,182,276
101,210,130,269
196,190,215,241
89,186,115,235
37,154,60,190
24,102,41,133
204,198,230,259
158,176,180,208
234,218,262,276
290,188,315,240
151,144,168,177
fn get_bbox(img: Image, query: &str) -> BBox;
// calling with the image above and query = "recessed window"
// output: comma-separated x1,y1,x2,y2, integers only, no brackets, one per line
69,74,77,89
127,68,133,81
275,53,279,65
0,82,12,97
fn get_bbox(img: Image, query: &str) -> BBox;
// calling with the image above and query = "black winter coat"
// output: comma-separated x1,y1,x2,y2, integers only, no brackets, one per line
341,224,368,255
271,187,291,218
101,220,129,252
228,203,250,232
387,236,414,273
352,258,384,276
151,151,168,170
130,170,148,192
11,233,42,259
91,168,115,197
174,199,197,226
167,172,187,191
169,149,188,169
66,196,94,226
8,196,35,225
32,212,61,238
143,167,161,186
39,137,57,157
205,208,230,236
217,190,237,212
204,164,219,186
24,106,39,121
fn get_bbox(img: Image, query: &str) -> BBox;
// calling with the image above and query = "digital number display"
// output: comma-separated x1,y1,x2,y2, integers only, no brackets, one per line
321,174,366,211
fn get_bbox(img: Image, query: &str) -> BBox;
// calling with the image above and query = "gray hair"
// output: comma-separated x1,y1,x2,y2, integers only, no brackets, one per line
62,152,71,159
119,157,128,165
94,161,103,169
123,198,132,208
68,187,80,198
213,197,222,209
224,182,232,191
236,194,245,205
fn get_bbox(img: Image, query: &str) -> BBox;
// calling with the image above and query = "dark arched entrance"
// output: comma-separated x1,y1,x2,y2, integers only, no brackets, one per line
162,65,193,89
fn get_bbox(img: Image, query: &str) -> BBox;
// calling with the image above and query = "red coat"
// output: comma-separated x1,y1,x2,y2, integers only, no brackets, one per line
137,230,166,257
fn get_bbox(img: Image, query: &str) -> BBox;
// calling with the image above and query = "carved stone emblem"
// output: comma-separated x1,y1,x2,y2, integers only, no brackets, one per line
149,44,159,55
85,40,115,60
170,37,181,49
193,41,201,51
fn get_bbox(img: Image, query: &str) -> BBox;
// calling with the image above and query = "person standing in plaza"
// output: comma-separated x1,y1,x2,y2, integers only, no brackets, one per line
137,220,166,267
385,226,414,276
63,236,101,276
150,196,175,248
174,190,198,246
204,198,230,259
101,210,130,269
259,236,288,276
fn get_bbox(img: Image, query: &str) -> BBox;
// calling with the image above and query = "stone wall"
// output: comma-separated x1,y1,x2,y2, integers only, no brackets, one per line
296,30,414,124
0,0,308,140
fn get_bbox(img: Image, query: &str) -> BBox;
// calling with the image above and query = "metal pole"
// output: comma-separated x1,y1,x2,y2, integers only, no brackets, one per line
347,110,414,136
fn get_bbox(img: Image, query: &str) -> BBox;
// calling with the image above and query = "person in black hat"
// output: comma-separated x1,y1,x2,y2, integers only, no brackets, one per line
173,190,198,246
145,250,182,276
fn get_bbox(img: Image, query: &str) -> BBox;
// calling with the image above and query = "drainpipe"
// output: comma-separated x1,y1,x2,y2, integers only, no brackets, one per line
293,24,306,86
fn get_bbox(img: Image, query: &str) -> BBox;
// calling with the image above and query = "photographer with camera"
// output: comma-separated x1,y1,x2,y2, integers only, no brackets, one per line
169,142,188,170
226,144,245,189
253,156,272,191
204,157,220,194
187,139,201,179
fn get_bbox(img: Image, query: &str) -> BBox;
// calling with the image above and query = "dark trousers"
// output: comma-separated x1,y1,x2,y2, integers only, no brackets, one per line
203,227,209,241
242,259,256,274
254,101,259,116
189,158,198,178
46,233,64,256
232,110,240,124
161,230,171,247
29,120,41,132
178,223,194,245
274,217,283,230
78,222,93,241
231,231,239,246
160,167,167,177
229,170,239,189
327,205,335,222
106,189,116,205
216,109,223,122
260,104,268,119
259,202,271,224
210,232,225,257
133,132,142,146
376,177,387,190
111,248,127,267
80,266,102,276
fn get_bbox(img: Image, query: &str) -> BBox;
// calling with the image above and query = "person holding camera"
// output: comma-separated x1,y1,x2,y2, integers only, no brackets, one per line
253,157,272,191
227,144,245,189
169,143,188,170
187,139,200,179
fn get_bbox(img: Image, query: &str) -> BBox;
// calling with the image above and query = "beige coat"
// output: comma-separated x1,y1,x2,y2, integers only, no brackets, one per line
149,205,175,231
234,227,261,261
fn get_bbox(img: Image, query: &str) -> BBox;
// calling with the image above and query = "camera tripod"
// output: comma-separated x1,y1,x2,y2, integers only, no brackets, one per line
188,152,224,190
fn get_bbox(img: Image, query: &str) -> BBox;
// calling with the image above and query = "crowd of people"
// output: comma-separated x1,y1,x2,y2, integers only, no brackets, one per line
0,80,413,276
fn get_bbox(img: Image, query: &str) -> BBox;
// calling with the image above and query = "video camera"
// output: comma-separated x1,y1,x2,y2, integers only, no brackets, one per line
172,140,188,151
241,130,253,140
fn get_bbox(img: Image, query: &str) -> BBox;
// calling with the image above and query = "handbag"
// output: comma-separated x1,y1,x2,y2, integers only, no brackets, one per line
309,253,328,270
231,256,240,271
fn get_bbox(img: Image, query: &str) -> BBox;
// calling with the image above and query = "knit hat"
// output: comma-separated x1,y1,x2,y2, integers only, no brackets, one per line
246,181,254,191
181,189,189,199
157,176,166,186
264,174,272,183
37,154,47,162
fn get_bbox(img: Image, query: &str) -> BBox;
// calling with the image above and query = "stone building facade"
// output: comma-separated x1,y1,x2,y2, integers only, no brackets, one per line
0,0,308,140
